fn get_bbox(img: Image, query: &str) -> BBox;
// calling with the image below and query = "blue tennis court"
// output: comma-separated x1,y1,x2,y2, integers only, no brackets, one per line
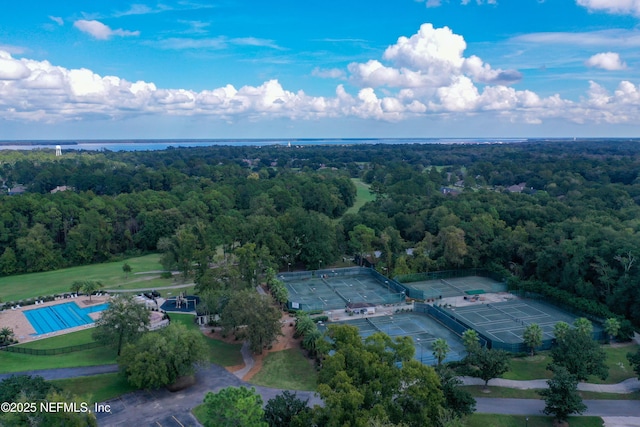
24,302,109,335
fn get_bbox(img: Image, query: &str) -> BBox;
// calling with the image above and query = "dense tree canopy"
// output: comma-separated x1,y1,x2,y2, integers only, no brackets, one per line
2,140,640,328
312,324,444,427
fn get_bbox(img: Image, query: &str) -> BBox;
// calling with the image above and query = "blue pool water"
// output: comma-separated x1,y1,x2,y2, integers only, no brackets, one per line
24,302,109,335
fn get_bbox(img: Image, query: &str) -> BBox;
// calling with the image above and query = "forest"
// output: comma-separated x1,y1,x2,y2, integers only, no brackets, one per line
1,139,640,330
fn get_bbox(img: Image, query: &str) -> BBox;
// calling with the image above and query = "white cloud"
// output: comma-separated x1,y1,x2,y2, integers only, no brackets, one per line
461,0,497,4
513,29,640,47
49,16,64,26
426,0,443,7
312,67,346,79
350,24,520,88
576,0,640,16
3,22,640,128
74,20,140,40
585,52,627,70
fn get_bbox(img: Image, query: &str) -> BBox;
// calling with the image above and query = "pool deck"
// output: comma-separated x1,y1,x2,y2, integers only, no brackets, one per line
0,295,110,344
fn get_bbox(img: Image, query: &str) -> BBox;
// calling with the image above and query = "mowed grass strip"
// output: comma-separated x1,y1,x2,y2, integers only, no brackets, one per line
0,346,117,373
168,313,243,367
344,178,375,215
249,348,317,391
466,414,604,427
51,373,138,403
462,385,640,400
15,328,96,349
0,254,163,302
503,344,639,384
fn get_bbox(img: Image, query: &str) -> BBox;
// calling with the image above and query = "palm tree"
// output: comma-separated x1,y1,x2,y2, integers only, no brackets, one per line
82,281,103,302
295,315,315,338
462,329,480,355
604,318,621,343
303,328,322,357
0,327,14,346
431,338,450,366
523,323,543,356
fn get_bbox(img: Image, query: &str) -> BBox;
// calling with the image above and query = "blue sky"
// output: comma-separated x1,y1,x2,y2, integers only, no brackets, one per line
1,0,640,139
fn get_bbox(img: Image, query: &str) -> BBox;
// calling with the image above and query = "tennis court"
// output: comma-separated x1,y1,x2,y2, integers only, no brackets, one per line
283,268,406,311
440,299,604,350
403,276,506,299
327,313,465,365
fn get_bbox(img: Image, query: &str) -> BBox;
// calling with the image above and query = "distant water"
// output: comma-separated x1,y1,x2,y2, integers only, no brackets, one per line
0,138,526,152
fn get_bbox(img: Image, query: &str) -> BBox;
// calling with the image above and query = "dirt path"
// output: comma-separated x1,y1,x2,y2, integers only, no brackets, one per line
204,312,302,381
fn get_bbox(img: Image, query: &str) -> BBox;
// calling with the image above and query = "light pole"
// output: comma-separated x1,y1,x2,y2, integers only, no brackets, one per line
525,417,528,427
287,262,291,272
416,338,422,363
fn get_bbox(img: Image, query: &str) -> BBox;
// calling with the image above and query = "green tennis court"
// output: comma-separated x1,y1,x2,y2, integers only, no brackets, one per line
324,312,466,365
282,268,406,311
440,299,604,350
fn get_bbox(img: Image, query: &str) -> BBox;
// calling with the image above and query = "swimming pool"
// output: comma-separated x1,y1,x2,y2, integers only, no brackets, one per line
24,302,110,335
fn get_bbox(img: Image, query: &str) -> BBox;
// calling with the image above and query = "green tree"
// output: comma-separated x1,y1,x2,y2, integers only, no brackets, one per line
93,294,150,355
263,390,310,427
158,224,204,280
438,226,468,268
573,317,593,337
436,365,476,418
626,349,640,379
461,329,481,356
221,290,283,354
0,327,15,346
0,247,17,275
539,365,586,423
122,262,132,278
119,323,208,389
431,338,450,366
313,325,444,427
522,323,543,356
349,224,376,266
553,321,571,342
0,375,59,402
70,281,83,295
464,347,510,390
81,280,103,302
202,386,267,427
550,326,608,381
604,318,621,343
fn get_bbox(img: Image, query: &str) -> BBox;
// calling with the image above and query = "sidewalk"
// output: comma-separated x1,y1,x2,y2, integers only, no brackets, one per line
460,376,640,393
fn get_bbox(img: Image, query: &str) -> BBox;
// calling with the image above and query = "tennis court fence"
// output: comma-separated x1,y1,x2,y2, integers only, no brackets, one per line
395,268,506,285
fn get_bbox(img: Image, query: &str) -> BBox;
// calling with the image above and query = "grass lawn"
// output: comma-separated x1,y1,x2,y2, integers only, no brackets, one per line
169,313,243,367
466,414,603,427
0,346,117,373
344,178,375,215
51,373,138,403
462,385,640,400
0,254,163,302
503,344,639,384
591,344,639,384
192,404,207,425
249,348,317,391
15,328,95,349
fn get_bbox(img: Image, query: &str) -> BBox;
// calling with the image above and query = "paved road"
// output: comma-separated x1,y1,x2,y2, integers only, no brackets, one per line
94,363,322,427
475,398,640,417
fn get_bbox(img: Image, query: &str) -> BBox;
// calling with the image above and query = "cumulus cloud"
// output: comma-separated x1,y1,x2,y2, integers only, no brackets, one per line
2,22,640,128
585,52,627,70
349,24,521,88
74,20,140,40
576,0,640,16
